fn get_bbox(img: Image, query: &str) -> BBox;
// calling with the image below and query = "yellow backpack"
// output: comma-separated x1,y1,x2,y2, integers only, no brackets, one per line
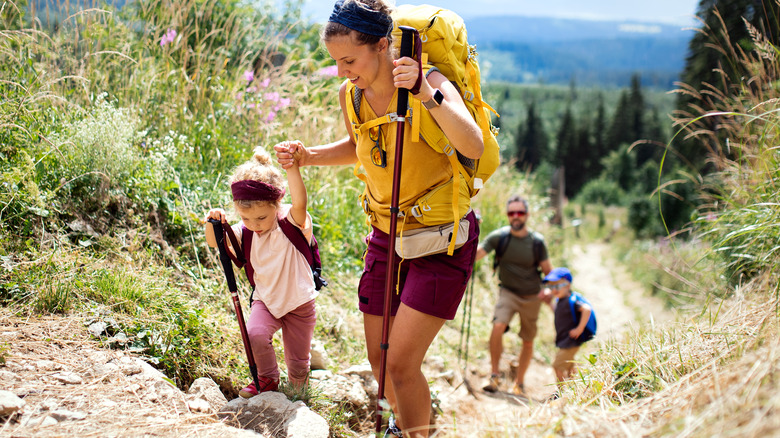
346,4,501,255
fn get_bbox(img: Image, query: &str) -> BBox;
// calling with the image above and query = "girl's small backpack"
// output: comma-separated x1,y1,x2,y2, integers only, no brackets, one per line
218,217,327,291
569,292,597,342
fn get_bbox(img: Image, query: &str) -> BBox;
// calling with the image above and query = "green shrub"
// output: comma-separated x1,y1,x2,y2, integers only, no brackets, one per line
576,178,625,206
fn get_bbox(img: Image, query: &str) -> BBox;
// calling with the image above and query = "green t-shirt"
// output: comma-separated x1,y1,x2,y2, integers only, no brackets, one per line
480,226,548,296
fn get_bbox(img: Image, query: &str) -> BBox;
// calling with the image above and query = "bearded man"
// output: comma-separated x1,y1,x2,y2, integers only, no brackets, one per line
474,195,553,396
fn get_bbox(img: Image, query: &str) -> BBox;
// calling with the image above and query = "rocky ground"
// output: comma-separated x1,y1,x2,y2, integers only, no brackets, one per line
0,242,672,437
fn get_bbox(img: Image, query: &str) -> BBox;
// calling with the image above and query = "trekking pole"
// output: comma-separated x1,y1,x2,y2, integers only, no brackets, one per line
207,219,260,393
376,25,417,435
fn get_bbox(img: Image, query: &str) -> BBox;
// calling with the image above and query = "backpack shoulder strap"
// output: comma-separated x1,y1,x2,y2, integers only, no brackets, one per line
277,216,315,269
530,231,543,268
568,292,581,325
241,225,255,288
492,227,512,270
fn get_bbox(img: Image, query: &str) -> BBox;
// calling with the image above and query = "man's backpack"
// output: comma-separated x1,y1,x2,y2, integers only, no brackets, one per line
492,228,544,275
345,4,501,256
569,292,597,342
221,217,327,291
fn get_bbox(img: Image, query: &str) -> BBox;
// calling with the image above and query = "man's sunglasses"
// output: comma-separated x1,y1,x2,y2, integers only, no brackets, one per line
507,210,527,217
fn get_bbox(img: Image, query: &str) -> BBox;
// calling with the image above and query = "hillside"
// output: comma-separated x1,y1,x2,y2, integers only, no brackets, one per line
465,16,693,88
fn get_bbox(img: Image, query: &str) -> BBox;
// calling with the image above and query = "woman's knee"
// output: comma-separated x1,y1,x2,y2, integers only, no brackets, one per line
386,355,418,383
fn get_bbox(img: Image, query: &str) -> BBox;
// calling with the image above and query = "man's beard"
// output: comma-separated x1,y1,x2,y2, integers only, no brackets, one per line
510,221,526,231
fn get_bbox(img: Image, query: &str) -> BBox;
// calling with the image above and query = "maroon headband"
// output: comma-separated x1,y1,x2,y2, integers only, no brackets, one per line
231,180,285,202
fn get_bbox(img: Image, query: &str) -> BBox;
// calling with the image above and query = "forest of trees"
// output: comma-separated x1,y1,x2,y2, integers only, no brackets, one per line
492,0,780,237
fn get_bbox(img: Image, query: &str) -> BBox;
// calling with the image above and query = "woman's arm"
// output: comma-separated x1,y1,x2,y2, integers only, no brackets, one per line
275,81,359,170
392,58,484,159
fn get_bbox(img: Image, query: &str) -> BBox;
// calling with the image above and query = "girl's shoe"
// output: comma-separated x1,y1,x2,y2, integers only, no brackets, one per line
238,376,279,398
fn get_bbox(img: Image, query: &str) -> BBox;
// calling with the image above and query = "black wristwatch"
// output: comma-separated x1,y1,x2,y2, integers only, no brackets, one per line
422,89,444,109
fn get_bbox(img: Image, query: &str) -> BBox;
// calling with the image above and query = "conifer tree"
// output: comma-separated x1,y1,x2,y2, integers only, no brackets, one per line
515,101,548,169
628,73,645,142
607,91,632,152
676,0,780,167
591,93,608,176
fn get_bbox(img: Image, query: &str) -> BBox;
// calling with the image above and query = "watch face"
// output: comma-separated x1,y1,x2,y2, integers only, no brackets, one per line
433,89,443,105
424,89,443,109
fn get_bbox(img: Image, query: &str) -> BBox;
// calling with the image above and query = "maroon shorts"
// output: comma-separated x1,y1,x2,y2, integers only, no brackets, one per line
358,210,479,320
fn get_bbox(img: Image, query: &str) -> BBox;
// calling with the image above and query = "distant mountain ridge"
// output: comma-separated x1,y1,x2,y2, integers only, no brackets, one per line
463,16,694,88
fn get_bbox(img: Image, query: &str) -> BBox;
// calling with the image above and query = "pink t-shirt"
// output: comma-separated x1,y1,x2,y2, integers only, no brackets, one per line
232,204,317,318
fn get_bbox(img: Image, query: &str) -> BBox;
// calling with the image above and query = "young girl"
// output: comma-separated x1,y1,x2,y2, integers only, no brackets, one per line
275,1,483,436
206,143,316,397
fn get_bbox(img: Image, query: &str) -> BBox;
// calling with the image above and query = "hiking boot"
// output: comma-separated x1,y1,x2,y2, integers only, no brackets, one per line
383,416,403,437
511,382,526,397
482,373,501,393
238,376,279,398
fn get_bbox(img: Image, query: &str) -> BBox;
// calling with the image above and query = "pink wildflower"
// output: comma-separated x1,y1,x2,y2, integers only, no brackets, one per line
244,69,254,83
316,65,338,77
264,92,280,102
266,111,276,122
160,28,177,47
260,78,271,88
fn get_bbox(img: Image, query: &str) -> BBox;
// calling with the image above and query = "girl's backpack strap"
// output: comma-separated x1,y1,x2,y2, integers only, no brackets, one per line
220,222,246,268
241,225,255,288
277,217,314,268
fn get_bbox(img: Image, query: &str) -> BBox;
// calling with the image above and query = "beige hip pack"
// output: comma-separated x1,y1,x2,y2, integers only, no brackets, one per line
395,215,470,259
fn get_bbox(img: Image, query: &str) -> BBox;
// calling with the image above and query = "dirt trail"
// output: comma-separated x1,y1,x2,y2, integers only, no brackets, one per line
436,241,673,436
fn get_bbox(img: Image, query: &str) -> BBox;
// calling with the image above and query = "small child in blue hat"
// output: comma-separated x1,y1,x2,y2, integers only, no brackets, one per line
541,267,593,396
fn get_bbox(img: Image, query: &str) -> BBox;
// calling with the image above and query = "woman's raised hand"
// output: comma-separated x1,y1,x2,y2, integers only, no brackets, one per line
274,140,307,169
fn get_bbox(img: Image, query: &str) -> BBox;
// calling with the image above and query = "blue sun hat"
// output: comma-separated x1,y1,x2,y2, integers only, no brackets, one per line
543,267,572,283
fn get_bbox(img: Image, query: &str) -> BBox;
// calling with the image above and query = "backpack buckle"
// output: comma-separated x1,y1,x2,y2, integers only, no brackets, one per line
442,144,455,156
463,90,474,102
388,112,405,123
410,204,431,218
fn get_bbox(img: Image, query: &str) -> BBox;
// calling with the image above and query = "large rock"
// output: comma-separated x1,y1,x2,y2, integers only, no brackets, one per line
311,370,370,414
187,377,227,413
309,340,330,370
0,390,25,416
219,392,328,438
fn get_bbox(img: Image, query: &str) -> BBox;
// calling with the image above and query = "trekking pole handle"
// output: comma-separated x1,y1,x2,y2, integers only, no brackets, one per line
208,218,238,293
397,25,417,116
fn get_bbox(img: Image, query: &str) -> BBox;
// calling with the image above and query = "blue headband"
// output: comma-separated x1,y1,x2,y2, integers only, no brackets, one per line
328,0,393,37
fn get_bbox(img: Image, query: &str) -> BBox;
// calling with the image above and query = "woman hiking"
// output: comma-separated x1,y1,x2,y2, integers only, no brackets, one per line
275,1,483,436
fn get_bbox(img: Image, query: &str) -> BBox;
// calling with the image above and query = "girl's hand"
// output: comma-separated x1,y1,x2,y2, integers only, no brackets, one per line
569,327,584,339
206,208,227,223
274,141,306,169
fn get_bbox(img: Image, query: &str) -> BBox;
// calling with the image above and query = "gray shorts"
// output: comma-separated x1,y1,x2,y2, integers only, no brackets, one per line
492,288,542,342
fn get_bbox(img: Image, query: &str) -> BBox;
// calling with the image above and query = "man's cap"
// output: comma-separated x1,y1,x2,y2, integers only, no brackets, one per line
544,267,572,283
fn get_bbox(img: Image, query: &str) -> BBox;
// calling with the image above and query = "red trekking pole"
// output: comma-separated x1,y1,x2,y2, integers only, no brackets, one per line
207,218,260,394
376,25,418,435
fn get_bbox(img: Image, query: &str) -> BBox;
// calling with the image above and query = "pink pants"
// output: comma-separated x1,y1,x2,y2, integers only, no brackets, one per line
246,299,316,384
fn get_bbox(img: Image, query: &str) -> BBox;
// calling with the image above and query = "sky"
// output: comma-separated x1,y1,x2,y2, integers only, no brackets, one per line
297,0,702,26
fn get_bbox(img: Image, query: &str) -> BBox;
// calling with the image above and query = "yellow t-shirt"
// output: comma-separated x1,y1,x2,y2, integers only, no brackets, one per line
355,89,452,234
